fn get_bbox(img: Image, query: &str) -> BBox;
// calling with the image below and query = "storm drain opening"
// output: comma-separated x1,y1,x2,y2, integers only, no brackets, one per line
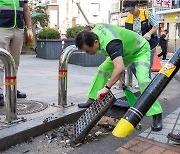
0,100,48,115
71,91,116,146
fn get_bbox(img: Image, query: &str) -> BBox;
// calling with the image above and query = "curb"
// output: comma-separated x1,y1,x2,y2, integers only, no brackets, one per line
0,107,85,151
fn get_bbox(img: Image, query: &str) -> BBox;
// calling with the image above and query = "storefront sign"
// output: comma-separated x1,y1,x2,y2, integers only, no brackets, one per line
154,0,172,8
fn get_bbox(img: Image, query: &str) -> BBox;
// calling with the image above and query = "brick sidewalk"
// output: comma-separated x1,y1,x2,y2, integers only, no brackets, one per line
116,136,180,154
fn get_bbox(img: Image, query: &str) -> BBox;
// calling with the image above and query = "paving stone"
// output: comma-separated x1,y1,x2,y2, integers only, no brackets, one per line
173,108,180,114
162,150,180,154
116,147,135,154
130,141,152,153
163,123,176,129
166,113,179,119
139,132,149,138
163,118,177,124
122,138,140,149
174,124,180,131
148,134,168,143
142,145,165,154
144,128,151,133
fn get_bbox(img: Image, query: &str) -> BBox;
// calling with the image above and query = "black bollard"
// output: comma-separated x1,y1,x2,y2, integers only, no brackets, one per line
112,48,180,138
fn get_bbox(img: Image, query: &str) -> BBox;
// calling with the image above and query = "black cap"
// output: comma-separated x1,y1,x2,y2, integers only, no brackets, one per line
123,0,139,8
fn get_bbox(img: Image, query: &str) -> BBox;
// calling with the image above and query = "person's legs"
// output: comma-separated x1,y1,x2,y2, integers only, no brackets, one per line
158,46,164,58
162,45,167,60
10,29,24,70
133,45,163,131
0,29,13,105
10,29,26,98
78,57,114,108
129,49,154,88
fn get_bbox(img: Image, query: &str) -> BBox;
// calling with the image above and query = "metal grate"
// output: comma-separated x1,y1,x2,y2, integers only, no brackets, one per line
71,91,116,145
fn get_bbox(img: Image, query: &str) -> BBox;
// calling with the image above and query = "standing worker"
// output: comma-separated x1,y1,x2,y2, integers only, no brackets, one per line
158,29,169,61
0,0,33,106
76,23,163,131
123,0,159,78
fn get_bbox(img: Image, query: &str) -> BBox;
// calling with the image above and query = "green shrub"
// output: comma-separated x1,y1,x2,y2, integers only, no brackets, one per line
66,25,87,38
38,28,60,39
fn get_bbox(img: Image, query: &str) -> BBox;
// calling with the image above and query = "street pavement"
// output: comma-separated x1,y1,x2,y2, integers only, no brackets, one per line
1,52,180,153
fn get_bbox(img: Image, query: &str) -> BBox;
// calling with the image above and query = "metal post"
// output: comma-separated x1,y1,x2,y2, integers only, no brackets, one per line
0,48,17,122
58,45,79,106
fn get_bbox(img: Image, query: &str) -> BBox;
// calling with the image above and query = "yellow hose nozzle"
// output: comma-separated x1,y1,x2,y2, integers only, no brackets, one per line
112,118,135,138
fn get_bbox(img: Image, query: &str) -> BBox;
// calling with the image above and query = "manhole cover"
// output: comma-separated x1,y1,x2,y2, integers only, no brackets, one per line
0,100,48,115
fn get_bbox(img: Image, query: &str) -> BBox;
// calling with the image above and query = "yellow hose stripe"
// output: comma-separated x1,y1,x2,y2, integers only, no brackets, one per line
112,118,135,138
4,82,16,86
59,74,67,78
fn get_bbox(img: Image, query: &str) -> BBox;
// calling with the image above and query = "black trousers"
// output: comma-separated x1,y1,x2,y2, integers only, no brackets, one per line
158,45,167,60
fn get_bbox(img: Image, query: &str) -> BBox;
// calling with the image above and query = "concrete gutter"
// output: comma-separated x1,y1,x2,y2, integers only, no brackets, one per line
0,106,85,151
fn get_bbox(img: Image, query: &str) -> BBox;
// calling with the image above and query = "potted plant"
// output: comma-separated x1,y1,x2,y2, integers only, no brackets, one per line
64,25,87,49
36,28,62,59
65,25,105,67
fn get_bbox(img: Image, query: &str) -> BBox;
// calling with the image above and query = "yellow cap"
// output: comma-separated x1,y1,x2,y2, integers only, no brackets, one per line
112,118,135,138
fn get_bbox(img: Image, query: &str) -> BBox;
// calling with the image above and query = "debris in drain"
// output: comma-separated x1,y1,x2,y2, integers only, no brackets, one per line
43,118,48,123
9,116,117,153
48,139,52,144
23,149,30,153
50,132,57,139
95,131,102,136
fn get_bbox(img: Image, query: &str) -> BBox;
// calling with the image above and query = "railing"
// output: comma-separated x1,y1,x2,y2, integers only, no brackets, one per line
0,48,17,122
58,45,79,106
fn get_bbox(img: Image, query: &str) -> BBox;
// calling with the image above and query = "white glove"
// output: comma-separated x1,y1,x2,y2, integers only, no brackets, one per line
26,28,33,43
86,23,95,30
143,32,151,40
97,86,110,102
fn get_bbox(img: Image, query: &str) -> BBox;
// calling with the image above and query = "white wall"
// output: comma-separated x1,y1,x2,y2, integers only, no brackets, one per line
47,0,112,34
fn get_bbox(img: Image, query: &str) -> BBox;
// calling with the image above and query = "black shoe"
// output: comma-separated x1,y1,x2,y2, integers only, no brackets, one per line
167,133,180,143
17,90,27,98
0,94,4,106
151,113,163,131
78,98,95,108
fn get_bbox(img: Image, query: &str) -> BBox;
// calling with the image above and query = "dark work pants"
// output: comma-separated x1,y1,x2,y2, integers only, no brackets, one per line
158,45,167,60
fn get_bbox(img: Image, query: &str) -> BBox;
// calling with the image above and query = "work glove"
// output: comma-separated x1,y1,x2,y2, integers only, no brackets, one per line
97,86,110,102
143,32,151,41
86,23,95,30
26,28,33,43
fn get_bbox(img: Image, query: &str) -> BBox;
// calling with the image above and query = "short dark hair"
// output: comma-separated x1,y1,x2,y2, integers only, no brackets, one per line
123,0,139,8
75,30,98,49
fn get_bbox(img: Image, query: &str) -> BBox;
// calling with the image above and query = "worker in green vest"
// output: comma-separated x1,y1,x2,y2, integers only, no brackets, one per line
76,23,163,131
0,0,32,106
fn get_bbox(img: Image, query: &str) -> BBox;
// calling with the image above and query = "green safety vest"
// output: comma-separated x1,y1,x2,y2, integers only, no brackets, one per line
0,0,27,29
92,23,149,62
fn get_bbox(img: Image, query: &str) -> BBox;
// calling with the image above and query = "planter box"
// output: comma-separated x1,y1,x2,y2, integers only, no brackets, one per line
69,52,105,67
64,38,75,49
37,39,62,59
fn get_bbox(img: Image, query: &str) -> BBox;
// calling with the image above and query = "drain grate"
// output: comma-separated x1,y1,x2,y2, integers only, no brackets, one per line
0,100,48,115
71,91,116,145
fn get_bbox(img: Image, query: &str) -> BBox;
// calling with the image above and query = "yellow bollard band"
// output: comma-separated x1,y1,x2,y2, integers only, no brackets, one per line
58,74,67,78
4,82,16,86
112,118,135,138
